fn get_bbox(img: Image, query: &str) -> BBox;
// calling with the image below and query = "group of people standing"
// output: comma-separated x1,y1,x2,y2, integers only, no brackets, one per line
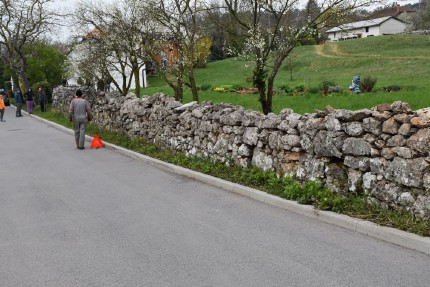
9,86,47,118
1,86,93,151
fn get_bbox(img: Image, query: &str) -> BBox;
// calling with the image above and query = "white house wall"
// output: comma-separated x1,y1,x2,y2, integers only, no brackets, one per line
326,17,406,41
380,18,406,34
327,26,382,41
368,26,381,36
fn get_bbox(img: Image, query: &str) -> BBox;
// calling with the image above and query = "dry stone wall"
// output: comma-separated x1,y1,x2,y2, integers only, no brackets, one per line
53,86,430,220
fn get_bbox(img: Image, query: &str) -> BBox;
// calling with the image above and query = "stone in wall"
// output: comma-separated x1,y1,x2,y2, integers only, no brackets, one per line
348,169,363,192
342,138,372,156
413,195,430,220
252,149,274,172
362,117,382,135
314,131,345,158
325,162,349,194
385,157,428,188
406,128,430,155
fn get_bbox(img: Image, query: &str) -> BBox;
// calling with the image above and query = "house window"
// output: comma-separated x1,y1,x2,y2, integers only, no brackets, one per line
365,27,369,33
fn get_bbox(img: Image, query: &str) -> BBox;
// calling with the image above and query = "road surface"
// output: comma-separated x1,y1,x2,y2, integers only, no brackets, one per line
1,108,429,286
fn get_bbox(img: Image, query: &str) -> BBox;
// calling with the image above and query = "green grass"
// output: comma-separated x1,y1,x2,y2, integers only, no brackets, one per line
142,34,430,114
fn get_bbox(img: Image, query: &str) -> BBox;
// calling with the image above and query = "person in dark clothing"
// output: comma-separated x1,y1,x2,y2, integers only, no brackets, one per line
38,86,47,112
25,88,35,114
68,89,92,149
14,88,24,117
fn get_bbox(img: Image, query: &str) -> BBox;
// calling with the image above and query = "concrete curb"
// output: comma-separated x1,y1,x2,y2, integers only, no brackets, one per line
30,112,430,256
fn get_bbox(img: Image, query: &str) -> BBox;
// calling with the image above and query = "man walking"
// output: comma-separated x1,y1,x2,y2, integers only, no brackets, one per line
68,89,92,150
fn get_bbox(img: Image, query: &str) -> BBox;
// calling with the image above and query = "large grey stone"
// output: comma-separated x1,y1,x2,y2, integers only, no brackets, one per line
342,138,372,156
406,128,430,154
344,156,370,171
362,117,382,135
385,157,428,188
314,131,345,158
343,121,363,136
243,127,259,146
382,118,400,134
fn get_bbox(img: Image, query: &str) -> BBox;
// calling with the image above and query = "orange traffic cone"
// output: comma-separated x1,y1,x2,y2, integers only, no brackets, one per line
90,134,105,149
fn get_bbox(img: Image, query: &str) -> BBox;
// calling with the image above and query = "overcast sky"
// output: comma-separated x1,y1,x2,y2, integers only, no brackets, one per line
47,0,420,42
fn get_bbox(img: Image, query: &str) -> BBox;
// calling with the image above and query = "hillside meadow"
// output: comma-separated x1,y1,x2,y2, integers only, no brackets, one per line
142,34,430,115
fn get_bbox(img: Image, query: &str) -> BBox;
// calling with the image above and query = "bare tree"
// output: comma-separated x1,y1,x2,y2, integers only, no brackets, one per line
223,0,383,114
0,0,60,91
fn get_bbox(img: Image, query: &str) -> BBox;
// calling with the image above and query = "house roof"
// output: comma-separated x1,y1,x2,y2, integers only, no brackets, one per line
370,4,416,18
326,16,404,33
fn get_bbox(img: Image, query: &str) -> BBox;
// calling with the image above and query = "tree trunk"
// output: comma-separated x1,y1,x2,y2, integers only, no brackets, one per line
266,78,274,114
132,66,141,97
254,64,271,115
188,70,199,102
11,75,19,92
174,85,183,102
122,74,128,95
258,84,271,115
174,59,185,102
18,71,30,92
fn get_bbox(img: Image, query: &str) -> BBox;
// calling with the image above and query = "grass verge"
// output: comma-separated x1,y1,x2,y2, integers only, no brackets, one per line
33,106,430,237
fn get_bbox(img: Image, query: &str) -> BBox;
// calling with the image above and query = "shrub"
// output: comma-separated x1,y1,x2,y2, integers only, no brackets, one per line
212,84,237,92
213,87,225,92
194,36,212,68
199,83,212,91
294,84,305,93
278,84,292,94
360,76,377,92
299,38,318,45
231,84,245,91
321,80,336,95
278,84,305,96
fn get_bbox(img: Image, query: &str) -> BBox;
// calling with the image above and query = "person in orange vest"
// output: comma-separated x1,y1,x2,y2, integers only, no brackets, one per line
68,89,92,150
0,94,5,122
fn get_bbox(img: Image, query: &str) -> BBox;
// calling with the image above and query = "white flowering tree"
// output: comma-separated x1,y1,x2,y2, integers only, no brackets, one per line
223,0,384,114
73,0,149,96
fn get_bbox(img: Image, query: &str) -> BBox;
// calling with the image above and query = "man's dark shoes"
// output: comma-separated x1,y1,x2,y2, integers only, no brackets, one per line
78,147,85,150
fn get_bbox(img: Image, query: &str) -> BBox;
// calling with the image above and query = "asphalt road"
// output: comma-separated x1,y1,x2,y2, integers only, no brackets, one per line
1,107,429,287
